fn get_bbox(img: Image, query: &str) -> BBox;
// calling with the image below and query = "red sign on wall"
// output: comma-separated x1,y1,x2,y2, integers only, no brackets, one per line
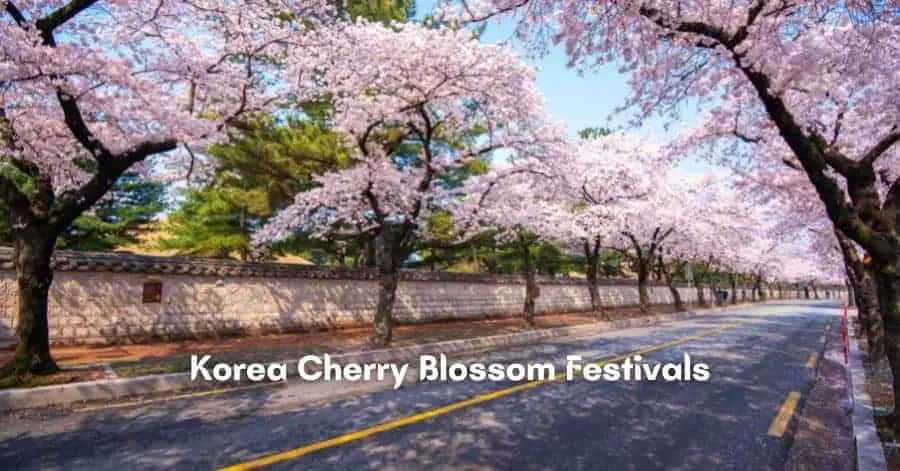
142,281,162,303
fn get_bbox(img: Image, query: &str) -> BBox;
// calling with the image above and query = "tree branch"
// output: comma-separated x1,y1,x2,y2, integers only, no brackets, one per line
458,0,530,23
861,128,900,165
49,138,176,230
362,179,385,221
781,156,803,170
622,231,644,264
36,0,100,35
8,1,111,160
639,6,737,47
884,176,899,233
4,1,26,26
733,130,761,144
726,56,884,255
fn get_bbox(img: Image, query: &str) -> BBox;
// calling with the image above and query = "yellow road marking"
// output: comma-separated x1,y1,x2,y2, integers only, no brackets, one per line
76,382,280,413
805,353,817,369
768,391,801,437
219,321,749,471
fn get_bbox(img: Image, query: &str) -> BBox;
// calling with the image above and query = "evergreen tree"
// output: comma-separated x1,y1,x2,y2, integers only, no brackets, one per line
58,173,164,251
159,1,437,262
157,187,260,259
158,116,353,260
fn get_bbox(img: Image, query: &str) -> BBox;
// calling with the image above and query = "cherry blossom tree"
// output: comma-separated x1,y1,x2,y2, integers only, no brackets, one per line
442,0,900,426
0,0,339,377
712,205,776,305
254,22,565,345
606,169,702,313
452,162,562,326
655,216,718,310
656,179,732,307
455,131,665,321
543,132,660,316
439,0,897,291
711,112,890,319
647,173,772,308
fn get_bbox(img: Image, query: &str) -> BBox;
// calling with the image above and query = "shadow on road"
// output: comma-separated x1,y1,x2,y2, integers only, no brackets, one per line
0,302,846,471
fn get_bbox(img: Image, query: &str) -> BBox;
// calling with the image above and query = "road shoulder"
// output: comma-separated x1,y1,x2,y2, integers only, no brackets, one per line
785,319,855,471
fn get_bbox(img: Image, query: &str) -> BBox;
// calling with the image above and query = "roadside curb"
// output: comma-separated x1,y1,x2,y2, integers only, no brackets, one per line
846,307,889,471
0,303,748,412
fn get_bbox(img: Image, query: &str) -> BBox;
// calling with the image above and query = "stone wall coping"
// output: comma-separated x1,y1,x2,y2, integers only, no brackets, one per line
0,246,842,289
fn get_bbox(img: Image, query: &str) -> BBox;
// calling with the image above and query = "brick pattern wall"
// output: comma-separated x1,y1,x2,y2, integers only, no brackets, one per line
0,250,847,345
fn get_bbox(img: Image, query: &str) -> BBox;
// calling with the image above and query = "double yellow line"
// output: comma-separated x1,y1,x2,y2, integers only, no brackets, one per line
220,321,749,471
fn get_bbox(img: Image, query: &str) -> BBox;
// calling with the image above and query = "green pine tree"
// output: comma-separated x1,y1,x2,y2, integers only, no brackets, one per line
57,172,164,251
157,116,353,260
157,187,262,259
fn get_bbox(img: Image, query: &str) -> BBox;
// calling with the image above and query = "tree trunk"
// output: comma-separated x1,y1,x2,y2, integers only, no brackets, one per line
709,283,720,306
755,275,766,302
238,204,248,261
586,274,602,316
362,234,377,268
696,284,706,306
729,275,738,305
812,284,820,299
622,231,670,314
741,285,747,303
846,269,858,308
637,263,651,314
836,228,884,356
2,232,59,377
875,266,900,428
693,262,711,307
337,244,346,267
522,238,537,327
583,239,605,318
695,282,706,307
662,265,685,312
369,226,402,347
859,270,885,358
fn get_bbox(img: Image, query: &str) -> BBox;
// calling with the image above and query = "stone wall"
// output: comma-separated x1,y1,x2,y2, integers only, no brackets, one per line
0,248,845,345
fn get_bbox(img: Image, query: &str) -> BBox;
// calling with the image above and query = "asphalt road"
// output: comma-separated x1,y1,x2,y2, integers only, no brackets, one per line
0,301,846,470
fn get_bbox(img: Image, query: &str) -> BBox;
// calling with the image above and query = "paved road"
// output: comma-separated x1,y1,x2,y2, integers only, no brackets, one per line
0,301,847,470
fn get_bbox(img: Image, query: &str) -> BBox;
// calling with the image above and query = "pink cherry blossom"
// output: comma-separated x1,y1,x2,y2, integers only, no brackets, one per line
255,21,567,247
